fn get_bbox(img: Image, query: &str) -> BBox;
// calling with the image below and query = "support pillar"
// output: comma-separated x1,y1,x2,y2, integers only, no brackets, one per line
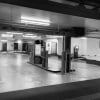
65,36,71,73
62,35,74,73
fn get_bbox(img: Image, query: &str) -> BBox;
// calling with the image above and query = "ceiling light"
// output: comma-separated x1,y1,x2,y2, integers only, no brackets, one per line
6,32,11,34
25,34,34,36
46,35,63,38
80,37,87,39
21,16,50,26
23,35,37,38
1,34,13,38
6,32,23,35
1,40,7,42
64,1,79,6
13,32,23,35
85,5,94,9
21,20,50,26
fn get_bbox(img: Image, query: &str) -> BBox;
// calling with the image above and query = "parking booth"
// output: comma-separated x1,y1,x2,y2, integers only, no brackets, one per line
29,40,48,70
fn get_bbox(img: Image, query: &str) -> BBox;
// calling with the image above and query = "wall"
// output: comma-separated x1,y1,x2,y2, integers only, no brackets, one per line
46,41,51,54
0,40,13,51
18,43,22,51
46,39,58,54
87,38,100,56
7,41,14,51
71,37,100,57
57,37,63,56
46,37,87,56
71,37,87,56
0,39,34,51
46,37,88,56
0,41,2,51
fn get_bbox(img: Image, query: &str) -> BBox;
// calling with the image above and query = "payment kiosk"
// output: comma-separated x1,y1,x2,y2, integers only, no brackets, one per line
74,45,79,58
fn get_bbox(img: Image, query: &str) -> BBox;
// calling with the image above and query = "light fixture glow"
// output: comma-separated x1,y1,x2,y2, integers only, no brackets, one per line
25,34,34,36
6,32,23,35
1,34,13,38
13,32,23,35
80,37,87,39
21,16,50,23
17,40,22,44
1,40,7,42
46,35,63,39
23,35,37,38
21,16,50,26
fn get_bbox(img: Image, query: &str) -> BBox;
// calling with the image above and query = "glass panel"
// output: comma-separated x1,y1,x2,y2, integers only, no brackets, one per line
47,35,63,72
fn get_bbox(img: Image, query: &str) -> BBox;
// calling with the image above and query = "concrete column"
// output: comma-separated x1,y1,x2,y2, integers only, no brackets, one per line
65,36,71,72
62,35,71,73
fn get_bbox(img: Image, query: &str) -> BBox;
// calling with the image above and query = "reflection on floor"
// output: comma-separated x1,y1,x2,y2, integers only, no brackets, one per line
0,53,100,93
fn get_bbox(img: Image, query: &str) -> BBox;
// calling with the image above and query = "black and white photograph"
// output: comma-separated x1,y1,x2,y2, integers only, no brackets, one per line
0,0,100,100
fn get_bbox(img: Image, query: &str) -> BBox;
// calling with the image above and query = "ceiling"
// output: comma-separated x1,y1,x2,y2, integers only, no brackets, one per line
53,0,100,9
0,30,64,41
65,0,100,6
0,3,85,31
0,2,100,38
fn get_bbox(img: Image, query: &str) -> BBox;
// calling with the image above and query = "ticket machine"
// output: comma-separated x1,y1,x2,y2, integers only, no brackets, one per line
74,45,79,58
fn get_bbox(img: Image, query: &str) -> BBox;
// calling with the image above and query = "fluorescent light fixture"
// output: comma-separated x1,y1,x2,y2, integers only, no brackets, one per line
85,5,94,9
25,34,34,36
6,32,23,35
1,34,13,38
23,35,37,38
80,37,87,39
1,40,7,42
46,35,63,38
13,32,23,35
21,16,50,26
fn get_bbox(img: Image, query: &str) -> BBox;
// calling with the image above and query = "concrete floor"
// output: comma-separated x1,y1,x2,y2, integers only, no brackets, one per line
0,52,100,93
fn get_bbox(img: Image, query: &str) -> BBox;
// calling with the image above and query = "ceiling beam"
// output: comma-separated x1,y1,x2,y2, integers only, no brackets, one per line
0,0,100,20
0,23,60,36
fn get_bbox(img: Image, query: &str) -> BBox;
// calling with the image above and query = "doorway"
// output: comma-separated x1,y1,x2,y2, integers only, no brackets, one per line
14,43,18,51
22,43,28,52
2,42,7,51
